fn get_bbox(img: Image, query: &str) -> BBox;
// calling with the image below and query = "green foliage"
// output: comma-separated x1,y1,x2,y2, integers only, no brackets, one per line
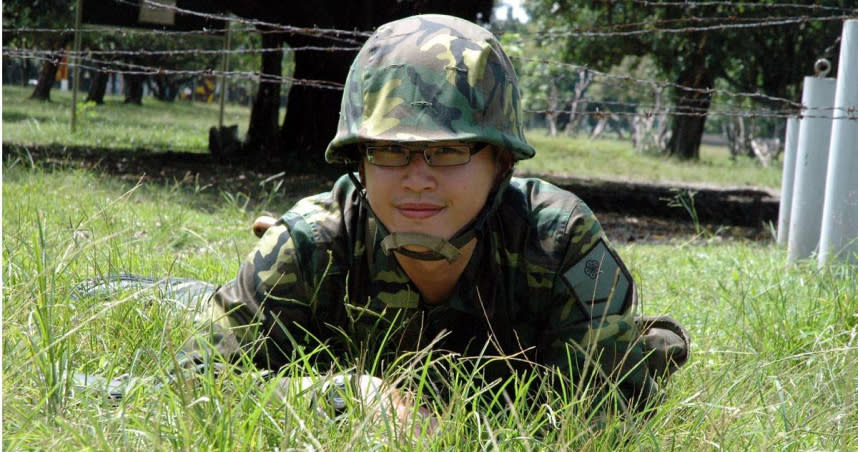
521,0,852,157
2,0,75,49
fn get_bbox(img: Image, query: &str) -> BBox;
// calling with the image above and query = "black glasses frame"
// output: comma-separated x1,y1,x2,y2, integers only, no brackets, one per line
362,143,487,167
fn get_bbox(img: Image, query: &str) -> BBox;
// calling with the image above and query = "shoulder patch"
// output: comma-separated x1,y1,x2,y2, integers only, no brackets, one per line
562,239,631,318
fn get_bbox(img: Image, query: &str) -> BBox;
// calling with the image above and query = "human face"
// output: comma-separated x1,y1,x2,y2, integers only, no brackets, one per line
362,142,498,241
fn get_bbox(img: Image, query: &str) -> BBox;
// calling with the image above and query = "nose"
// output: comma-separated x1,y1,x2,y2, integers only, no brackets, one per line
401,151,437,192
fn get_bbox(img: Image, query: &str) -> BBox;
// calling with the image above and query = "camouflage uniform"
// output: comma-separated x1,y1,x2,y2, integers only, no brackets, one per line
200,174,687,409
191,14,689,411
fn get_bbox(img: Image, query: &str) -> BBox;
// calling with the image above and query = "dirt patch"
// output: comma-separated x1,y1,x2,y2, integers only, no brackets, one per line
3,144,774,244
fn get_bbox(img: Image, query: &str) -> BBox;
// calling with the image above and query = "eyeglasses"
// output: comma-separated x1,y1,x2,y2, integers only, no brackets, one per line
362,143,487,167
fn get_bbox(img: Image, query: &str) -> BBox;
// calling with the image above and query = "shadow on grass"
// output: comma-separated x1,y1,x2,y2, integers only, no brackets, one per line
2,143,343,214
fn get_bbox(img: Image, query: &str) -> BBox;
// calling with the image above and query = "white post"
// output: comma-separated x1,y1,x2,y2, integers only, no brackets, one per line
777,116,800,246
819,20,858,266
787,75,836,264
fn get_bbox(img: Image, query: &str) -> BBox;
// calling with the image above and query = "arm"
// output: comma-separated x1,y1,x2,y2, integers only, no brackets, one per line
183,221,318,370
542,203,688,413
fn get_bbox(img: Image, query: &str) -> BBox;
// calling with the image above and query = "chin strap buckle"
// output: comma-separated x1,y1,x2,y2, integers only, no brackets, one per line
381,232,462,263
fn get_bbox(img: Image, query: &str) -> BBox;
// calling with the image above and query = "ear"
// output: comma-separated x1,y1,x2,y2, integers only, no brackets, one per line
494,149,514,183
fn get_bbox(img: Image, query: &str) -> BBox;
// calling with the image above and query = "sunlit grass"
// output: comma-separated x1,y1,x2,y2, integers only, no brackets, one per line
2,85,253,152
518,131,783,189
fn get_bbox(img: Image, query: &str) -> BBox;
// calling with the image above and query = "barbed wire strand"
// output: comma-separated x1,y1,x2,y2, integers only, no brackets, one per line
129,0,371,43
629,0,857,14
4,2,856,120
8,47,854,116
6,2,856,39
524,101,857,120
511,14,855,40
524,108,856,121
6,52,345,90
13,49,857,122
512,56,805,109
7,46,360,58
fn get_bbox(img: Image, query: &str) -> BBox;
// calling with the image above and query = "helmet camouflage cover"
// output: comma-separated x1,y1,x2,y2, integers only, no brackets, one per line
325,14,535,163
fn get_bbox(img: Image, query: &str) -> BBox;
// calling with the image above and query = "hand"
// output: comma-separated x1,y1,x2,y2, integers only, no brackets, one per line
252,215,277,238
391,388,440,437
353,375,440,438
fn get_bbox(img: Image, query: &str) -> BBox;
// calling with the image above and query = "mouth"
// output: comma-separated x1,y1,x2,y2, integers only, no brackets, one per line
395,203,445,220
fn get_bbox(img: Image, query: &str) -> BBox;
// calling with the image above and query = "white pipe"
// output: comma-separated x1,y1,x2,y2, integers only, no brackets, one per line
787,76,836,263
819,19,858,266
777,116,800,246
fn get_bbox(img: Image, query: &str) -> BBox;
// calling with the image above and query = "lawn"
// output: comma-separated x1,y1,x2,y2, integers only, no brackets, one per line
2,85,258,152
3,84,855,450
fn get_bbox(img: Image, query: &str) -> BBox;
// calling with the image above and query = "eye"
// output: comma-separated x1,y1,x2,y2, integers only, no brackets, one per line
365,145,411,166
385,145,409,155
434,146,469,156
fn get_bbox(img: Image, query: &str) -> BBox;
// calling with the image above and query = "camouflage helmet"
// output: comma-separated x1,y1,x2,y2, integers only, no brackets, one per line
325,14,534,164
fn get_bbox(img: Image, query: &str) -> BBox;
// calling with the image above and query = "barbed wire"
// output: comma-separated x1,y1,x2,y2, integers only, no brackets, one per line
2,26,239,36
8,46,853,115
523,102,857,121
512,56,805,109
511,13,855,40
629,0,857,14
524,107,856,121
4,2,855,121
7,2,855,40
500,13,828,36
6,45,360,58
12,48,856,122
2,46,800,107
125,0,371,44
5,51,345,91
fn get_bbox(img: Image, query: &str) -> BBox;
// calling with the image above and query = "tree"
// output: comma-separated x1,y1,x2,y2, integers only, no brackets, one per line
495,16,594,138
2,0,75,101
525,0,852,160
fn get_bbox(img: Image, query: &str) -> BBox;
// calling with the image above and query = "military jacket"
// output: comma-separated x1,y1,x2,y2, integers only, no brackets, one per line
207,174,657,406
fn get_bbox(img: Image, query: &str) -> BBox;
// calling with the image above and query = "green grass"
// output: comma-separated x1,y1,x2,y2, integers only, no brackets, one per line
518,132,783,189
3,161,855,450
2,85,254,152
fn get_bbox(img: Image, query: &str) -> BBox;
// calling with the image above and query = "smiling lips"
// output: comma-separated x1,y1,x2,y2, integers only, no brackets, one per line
395,202,445,219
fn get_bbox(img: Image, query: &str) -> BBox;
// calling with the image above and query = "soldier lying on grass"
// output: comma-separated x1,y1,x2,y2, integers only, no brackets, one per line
77,14,689,436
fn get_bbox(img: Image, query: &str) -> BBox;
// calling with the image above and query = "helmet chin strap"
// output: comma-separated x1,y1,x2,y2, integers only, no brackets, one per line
348,169,510,264
380,230,473,263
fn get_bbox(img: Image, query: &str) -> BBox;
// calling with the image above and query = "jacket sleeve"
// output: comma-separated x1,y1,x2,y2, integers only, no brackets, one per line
183,221,320,371
540,201,688,412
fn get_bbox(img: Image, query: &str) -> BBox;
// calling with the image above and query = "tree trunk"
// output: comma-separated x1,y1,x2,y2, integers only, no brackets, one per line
278,37,354,166
633,87,667,152
666,41,715,160
124,74,145,105
667,111,707,160
245,32,283,161
29,53,61,101
23,59,32,87
563,69,592,136
86,65,109,104
545,78,559,137
149,74,179,102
